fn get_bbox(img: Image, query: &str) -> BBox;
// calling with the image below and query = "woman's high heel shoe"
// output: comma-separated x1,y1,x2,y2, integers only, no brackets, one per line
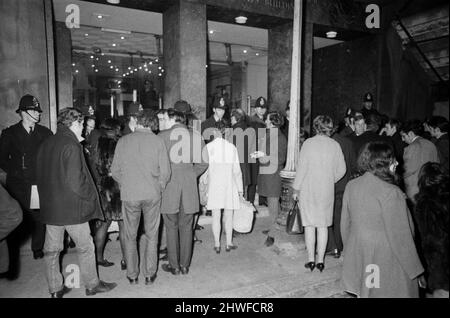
316,263,325,272
214,247,221,254
304,262,316,272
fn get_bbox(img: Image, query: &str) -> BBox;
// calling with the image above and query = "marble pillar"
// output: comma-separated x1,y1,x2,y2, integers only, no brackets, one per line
163,0,207,119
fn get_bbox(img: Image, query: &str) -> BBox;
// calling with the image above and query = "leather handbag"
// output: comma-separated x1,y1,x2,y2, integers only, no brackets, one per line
233,197,255,234
286,200,303,235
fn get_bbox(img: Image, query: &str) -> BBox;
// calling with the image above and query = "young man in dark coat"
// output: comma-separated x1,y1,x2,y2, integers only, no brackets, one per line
0,95,53,260
36,108,117,298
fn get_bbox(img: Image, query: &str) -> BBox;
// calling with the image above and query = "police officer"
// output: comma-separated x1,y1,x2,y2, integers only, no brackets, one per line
0,94,53,259
360,92,380,119
201,97,228,143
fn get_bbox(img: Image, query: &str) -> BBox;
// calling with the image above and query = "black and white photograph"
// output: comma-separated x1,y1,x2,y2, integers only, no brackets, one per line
0,0,448,303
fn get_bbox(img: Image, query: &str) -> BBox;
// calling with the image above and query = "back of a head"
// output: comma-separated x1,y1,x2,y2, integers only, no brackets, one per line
137,109,158,131
387,118,401,130
357,141,397,185
100,118,121,131
313,115,334,136
401,119,424,136
267,111,284,128
231,108,247,124
428,116,449,133
418,162,449,193
58,108,83,128
167,108,186,124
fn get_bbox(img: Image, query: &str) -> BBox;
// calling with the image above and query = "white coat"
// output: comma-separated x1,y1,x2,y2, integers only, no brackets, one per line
206,137,243,210
293,135,346,227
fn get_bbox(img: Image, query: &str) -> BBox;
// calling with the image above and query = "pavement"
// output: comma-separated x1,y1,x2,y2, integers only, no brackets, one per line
0,206,349,298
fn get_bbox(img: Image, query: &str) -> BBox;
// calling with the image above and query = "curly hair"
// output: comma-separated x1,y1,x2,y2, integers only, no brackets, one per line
57,108,83,128
313,115,334,136
357,141,398,185
136,109,158,131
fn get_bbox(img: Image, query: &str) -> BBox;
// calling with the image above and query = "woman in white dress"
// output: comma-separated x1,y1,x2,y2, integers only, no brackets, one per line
293,116,346,272
206,122,243,253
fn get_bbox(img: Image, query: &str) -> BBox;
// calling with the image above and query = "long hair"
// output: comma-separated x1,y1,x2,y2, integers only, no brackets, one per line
416,162,449,203
357,141,398,185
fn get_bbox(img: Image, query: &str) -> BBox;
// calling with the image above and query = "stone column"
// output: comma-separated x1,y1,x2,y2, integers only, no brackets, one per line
0,0,56,132
268,22,293,113
55,22,73,110
278,0,305,229
163,0,207,119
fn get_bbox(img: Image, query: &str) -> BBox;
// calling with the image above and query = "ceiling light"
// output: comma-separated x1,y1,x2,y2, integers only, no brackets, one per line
84,33,89,37
72,63,75,66
209,30,214,34
149,61,153,65
128,66,131,70
243,49,248,54
91,64,95,67
110,66,114,69
326,31,338,38
96,57,99,61
235,16,247,24
107,0,120,4
161,69,164,73
120,36,125,40
155,59,159,62
130,70,134,74
90,55,94,59
115,68,119,72
118,81,121,84
95,69,98,72
108,60,111,63
97,15,104,19
158,73,162,76
101,53,105,56
134,68,138,71
158,66,161,70
256,53,260,56
139,66,142,70
112,43,116,47
145,68,148,72
75,70,79,73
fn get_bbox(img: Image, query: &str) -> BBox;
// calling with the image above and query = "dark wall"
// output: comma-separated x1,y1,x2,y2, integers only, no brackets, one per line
312,35,378,124
0,0,51,131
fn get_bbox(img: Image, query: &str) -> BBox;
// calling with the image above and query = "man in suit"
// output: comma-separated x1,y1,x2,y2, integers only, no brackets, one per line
380,118,407,169
36,108,117,298
400,120,440,202
111,110,171,285
0,95,53,260
428,116,449,173
159,108,208,275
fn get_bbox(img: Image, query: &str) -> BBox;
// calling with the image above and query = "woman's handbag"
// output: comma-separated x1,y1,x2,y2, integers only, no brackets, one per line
198,170,209,206
286,199,303,235
233,197,255,234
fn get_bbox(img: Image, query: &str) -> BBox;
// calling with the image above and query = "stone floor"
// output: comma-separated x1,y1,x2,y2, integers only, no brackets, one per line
0,207,350,298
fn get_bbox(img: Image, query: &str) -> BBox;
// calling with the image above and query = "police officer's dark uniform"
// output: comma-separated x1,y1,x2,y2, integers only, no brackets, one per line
201,97,228,144
360,93,380,120
248,97,268,206
0,95,53,259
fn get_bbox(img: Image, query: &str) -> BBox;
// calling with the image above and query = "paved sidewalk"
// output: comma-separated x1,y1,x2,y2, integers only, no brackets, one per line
0,208,348,298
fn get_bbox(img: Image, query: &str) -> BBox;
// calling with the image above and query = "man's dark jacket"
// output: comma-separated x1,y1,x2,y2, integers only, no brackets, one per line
36,126,103,225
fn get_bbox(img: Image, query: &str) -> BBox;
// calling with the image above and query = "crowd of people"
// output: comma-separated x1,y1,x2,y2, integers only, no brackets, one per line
0,92,448,298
